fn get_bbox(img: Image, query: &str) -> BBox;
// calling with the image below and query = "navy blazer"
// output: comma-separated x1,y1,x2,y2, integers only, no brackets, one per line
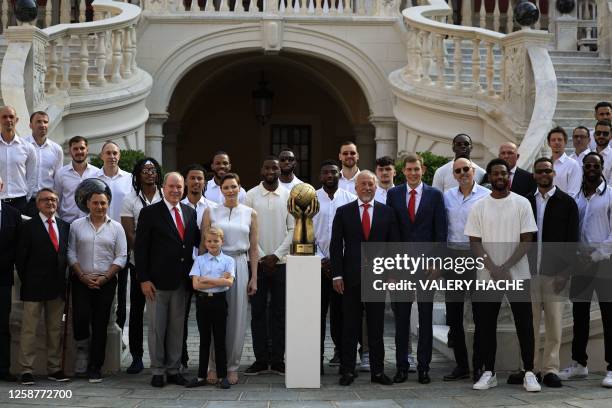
330,200,399,287
386,183,447,243
0,204,22,286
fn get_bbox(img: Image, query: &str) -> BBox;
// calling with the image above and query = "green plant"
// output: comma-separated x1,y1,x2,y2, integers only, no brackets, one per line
394,151,450,186
89,149,147,173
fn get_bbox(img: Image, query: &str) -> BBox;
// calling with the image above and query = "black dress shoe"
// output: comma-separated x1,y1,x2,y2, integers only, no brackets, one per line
443,367,470,381
473,368,483,383
542,372,562,388
418,370,431,384
507,370,525,385
167,373,189,386
151,375,165,388
371,373,393,385
185,378,207,388
393,369,408,383
339,372,356,386
0,372,17,382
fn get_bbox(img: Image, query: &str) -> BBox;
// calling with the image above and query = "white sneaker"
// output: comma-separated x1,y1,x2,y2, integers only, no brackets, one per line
473,371,497,390
407,354,416,373
359,352,370,372
602,371,612,388
559,361,588,380
523,371,541,392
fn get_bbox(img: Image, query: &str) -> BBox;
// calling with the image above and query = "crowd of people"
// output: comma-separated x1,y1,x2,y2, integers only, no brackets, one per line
0,102,611,393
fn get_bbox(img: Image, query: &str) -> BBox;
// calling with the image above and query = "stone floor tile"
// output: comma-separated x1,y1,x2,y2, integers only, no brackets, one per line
394,397,469,408
271,402,334,408
335,400,402,408
240,391,300,401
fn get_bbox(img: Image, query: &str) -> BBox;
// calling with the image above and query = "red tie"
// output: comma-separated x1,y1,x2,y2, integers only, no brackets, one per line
408,189,416,223
361,203,371,241
173,207,185,241
47,218,59,252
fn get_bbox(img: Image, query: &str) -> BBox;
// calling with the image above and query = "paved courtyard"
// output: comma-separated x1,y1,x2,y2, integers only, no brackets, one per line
1,300,612,408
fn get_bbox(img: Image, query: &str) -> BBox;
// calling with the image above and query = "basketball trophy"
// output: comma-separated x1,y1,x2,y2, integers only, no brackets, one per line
287,183,319,255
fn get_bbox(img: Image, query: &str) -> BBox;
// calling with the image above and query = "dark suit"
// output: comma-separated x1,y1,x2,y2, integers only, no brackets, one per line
135,200,199,377
330,200,399,375
386,183,447,372
482,167,536,197
0,203,21,375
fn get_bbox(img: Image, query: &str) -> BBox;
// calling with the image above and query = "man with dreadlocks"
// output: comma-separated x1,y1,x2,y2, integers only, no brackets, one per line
560,151,612,388
120,157,163,374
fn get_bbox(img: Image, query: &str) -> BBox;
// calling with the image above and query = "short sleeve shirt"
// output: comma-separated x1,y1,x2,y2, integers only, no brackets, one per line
189,251,235,293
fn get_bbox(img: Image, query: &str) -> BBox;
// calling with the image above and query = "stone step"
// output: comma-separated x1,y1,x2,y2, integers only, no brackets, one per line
555,70,612,79
554,108,594,119
558,91,612,100
555,118,595,127
558,83,612,92
557,76,612,85
552,63,612,72
549,50,600,58
556,100,600,110
550,56,610,65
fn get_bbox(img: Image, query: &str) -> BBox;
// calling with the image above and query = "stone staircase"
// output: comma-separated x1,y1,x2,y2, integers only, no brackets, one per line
0,38,6,107
444,40,503,90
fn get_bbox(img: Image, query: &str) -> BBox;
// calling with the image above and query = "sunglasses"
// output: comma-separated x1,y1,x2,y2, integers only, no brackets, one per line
453,166,471,174
595,131,610,136
534,169,554,174
141,168,157,175
584,163,602,170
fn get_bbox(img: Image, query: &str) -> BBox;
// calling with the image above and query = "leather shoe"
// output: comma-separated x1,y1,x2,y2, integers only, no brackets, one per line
473,368,483,383
371,373,393,385
0,372,17,382
543,372,562,388
443,367,470,381
393,369,408,383
339,372,356,386
151,375,164,388
167,373,189,386
418,370,431,384
506,370,525,385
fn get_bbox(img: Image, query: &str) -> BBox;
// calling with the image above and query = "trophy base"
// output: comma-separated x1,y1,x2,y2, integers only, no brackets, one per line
292,243,315,256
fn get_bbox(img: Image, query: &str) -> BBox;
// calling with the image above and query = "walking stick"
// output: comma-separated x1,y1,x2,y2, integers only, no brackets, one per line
60,276,71,372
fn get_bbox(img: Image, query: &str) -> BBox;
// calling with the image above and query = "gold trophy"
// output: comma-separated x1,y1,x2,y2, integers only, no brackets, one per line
287,183,320,255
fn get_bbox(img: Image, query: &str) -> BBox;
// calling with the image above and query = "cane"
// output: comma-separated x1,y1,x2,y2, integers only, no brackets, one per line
60,276,71,372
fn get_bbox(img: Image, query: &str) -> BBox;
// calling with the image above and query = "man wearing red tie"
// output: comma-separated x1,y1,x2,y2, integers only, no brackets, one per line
16,188,70,385
136,172,199,388
330,171,399,386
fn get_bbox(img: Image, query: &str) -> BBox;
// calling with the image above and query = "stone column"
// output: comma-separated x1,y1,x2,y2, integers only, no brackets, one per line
145,113,167,164
371,116,398,159
353,124,376,170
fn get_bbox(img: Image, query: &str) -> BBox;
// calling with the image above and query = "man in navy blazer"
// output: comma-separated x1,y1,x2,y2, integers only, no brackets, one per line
386,154,448,384
331,171,399,386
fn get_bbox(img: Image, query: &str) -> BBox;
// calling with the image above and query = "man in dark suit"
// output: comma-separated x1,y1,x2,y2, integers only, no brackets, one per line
331,170,399,386
136,172,199,388
16,188,70,385
386,154,447,384
482,143,536,197
0,176,21,382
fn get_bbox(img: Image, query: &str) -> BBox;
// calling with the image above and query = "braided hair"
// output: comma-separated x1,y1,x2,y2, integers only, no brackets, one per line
131,157,163,196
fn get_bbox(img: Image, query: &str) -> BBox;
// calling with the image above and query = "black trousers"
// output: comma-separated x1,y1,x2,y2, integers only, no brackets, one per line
24,197,38,218
570,268,612,371
321,273,343,359
1,196,27,213
128,265,146,359
195,292,228,378
475,280,534,372
341,284,385,375
251,264,286,365
0,285,11,375
116,265,129,330
72,276,117,370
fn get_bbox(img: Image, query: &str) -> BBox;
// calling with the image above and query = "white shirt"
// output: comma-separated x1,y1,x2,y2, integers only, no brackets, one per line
39,212,59,239
313,188,356,258
0,134,37,199
596,145,612,182
204,179,247,204
374,184,394,204
181,195,217,230
575,181,612,262
67,215,128,275
569,148,590,164
120,189,162,228
464,192,538,280
443,183,489,247
25,135,64,192
534,186,556,272
357,198,374,228
589,128,612,150
406,182,424,214
339,169,360,195
96,168,133,222
279,176,303,192
164,198,185,230
553,153,582,198
245,182,295,264
54,162,100,223
432,160,486,193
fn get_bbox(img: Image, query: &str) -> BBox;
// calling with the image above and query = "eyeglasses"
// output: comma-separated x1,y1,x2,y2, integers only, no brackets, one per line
453,166,471,174
141,168,157,175
534,169,554,174
584,163,602,170
38,197,58,203
595,131,610,137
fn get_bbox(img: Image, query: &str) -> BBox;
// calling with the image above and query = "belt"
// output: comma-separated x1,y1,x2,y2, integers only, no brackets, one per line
1,196,26,203
195,291,226,298
224,250,247,257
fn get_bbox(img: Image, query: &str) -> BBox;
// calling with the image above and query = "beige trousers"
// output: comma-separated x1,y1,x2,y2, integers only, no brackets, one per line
531,275,563,375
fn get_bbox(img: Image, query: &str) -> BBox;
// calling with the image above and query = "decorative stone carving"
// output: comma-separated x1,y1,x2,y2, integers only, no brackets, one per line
379,0,400,16
503,44,526,112
262,19,283,52
31,36,47,111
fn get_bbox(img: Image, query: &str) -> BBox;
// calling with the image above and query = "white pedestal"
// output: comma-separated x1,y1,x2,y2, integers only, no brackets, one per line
286,255,321,388
555,16,578,51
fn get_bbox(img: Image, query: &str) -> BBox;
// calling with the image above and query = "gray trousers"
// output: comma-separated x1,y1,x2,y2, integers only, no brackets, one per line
146,285,187,376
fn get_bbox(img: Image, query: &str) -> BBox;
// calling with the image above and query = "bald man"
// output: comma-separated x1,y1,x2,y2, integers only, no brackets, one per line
482,143,536,197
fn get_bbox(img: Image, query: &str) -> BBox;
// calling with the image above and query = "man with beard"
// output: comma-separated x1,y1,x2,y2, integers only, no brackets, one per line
497,143,537,197
338,142,360,195
525,158,578,388
570,126,591,164
559,152,612,388
591,120,612,182
433,134,485,193
466,158,540,392
331,171,399,386
245,157,294,376
589,102,612,149
278,149,302,191
313,160,356,373
205,151,246,204
54,136,100,223
25,111,63,217
548,127,581,198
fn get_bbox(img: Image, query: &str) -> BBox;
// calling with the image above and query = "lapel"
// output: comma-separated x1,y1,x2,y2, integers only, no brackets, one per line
415,184,431,221
35,216,57,253
350,200,366,241
369,201,383,240
180,203,192,234
57,220,68,254
160,202,182,242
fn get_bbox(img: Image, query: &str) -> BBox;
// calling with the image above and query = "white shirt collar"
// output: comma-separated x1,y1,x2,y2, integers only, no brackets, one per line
535,186,556,200
39,212,56,224
341,169,360,182
407,182,423,194
358,198,373,207
258,182,283,196
0,134,22,145
164,198,182,212
556,153,569,163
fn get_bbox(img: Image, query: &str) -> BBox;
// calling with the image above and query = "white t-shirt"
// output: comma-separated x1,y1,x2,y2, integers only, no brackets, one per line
464,192,538,280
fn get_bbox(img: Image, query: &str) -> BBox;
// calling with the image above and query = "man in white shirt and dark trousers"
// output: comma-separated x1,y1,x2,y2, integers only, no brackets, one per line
24,111,63,217
205,151,247,204
569,126,592,164
278,149,302,191
313,160,356,373
548,127,582,198
432,134,485,193
591,120,612,182
338,142,360,195
244,157,294,376
0,106,37,213
560,151,612,388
